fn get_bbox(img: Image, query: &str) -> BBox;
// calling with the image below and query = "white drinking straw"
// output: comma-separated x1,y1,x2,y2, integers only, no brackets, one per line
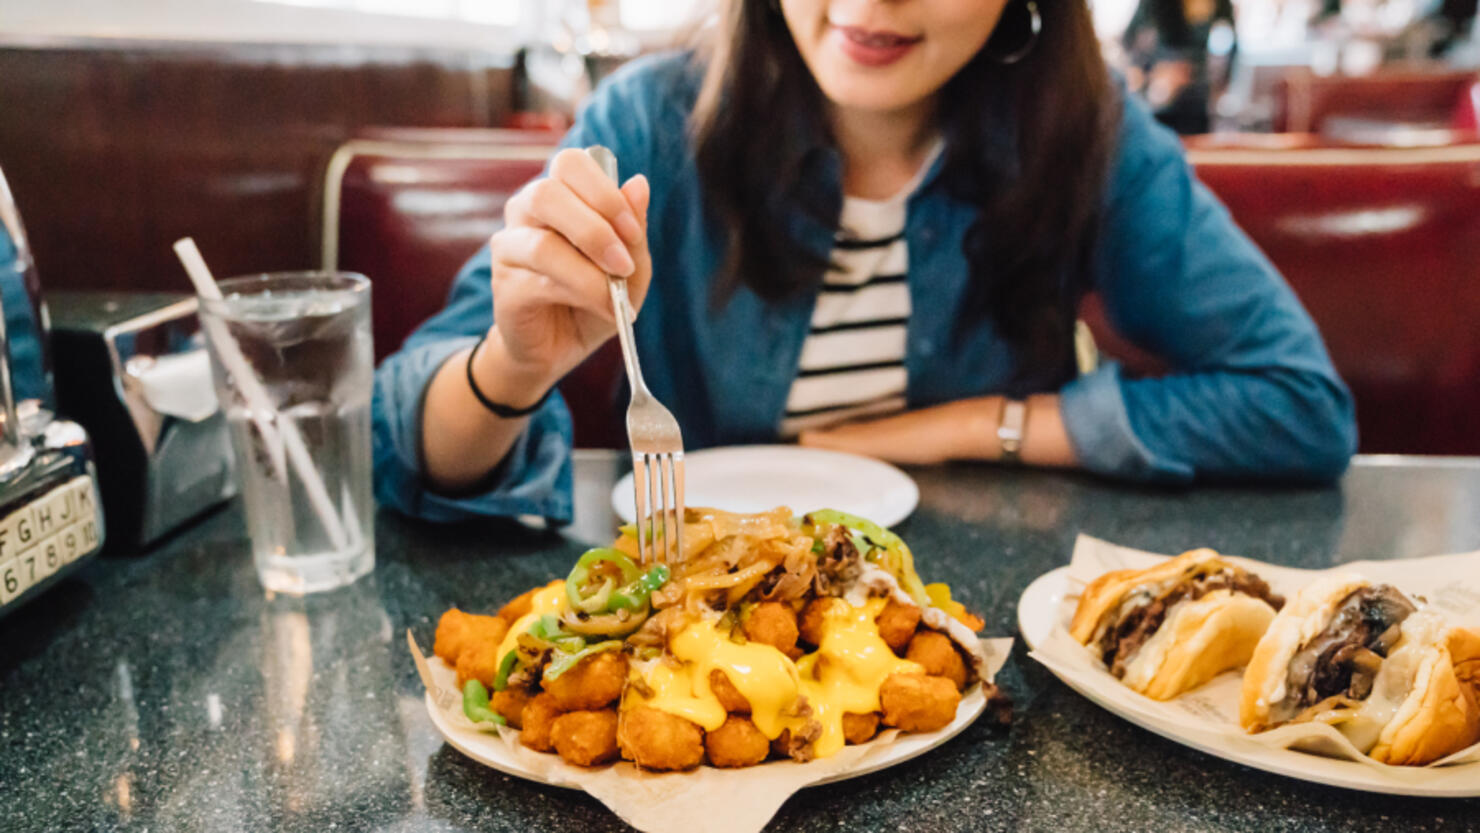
174,240,288,487
173,238,351,554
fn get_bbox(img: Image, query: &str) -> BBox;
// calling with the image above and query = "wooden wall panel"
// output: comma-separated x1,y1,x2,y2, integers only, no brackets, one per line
0,41,517,293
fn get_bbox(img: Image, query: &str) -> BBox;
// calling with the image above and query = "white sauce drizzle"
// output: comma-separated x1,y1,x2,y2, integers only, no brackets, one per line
848,562,986,673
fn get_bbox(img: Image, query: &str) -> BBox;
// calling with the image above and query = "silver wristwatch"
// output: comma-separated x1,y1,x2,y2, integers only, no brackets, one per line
997,398,1026,464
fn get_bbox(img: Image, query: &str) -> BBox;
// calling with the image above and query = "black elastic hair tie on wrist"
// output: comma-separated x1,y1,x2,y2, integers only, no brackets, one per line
465,334,553,418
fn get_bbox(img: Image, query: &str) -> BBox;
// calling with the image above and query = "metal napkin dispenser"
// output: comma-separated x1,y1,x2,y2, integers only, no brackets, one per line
51,291,236,553
0,167,105,614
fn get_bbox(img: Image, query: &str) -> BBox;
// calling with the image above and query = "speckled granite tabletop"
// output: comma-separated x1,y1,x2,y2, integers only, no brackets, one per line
2,454,1478,833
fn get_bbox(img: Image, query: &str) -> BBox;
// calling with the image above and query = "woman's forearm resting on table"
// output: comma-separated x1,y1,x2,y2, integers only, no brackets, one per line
799,361,1355,482
800,395,1077,467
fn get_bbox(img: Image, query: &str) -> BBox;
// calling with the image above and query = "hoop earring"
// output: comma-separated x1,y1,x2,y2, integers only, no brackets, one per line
987,0,1041,64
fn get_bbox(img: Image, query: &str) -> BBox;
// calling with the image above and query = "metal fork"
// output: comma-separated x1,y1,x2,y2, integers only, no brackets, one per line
587,145,685,566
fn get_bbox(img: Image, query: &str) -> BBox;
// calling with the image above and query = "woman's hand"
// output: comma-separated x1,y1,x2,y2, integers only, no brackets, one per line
484,148,652,397
420,150,650,492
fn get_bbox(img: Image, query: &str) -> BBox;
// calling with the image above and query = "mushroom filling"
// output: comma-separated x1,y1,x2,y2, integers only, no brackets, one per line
1270,584,1416,724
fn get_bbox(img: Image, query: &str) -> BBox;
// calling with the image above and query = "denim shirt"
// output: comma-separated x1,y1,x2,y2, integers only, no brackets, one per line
372,53,1356,524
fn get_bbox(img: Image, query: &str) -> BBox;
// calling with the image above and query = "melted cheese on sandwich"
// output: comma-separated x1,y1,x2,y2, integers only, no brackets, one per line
1332,609,1447,752
1119,593,1206,690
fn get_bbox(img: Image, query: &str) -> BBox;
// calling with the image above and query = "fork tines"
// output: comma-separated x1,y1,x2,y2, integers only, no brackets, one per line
631,451,684,566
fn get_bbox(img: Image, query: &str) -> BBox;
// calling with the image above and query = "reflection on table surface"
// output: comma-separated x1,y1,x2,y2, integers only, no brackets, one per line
1,455,1477,832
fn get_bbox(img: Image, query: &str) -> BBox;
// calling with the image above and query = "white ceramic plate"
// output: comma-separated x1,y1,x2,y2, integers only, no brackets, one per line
424,659,989,790
611,445,919,527
1017,566,1480,797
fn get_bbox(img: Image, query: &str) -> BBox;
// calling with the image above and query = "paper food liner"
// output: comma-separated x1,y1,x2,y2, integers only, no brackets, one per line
1029,534,1480,785
411,631,1013,833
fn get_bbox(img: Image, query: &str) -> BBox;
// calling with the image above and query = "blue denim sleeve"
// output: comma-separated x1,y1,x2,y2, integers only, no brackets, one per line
371,56,670,521
372,248,576,522
1059,90,1357,483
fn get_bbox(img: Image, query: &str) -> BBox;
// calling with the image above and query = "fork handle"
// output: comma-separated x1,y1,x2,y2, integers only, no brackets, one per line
607,277,648,394
587,145,650,396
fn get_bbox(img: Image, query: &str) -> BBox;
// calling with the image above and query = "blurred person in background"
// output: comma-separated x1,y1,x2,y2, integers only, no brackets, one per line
1420,0,1476,57
373,0,1356,524
1122,0,1237,133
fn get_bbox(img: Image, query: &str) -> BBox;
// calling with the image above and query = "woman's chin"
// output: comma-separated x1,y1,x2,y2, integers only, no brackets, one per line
812,70,935,116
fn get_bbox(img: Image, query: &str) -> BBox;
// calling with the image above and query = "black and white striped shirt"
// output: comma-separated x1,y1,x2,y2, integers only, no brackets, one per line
780,146,939,436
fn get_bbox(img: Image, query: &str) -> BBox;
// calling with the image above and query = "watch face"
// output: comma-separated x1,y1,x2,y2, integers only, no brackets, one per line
997,400,1026,461
999,401,1026,433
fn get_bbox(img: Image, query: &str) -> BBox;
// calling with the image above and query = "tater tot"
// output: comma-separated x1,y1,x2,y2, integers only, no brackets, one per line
492,686,533,729
906,630,968,690
880,673,960,733
433,608,475,665
704,715,769,768
617,707,705,771
437,609,508,670
799,598,840,647
710,669,750,713
456,633,511,690
743,602,801,657
842,711,880,745
519,693,562,752
551,709,620,766
544,650,628,711
875,599,922,654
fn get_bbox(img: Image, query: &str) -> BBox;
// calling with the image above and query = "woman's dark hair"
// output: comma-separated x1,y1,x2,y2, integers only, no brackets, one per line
691,0,1118,390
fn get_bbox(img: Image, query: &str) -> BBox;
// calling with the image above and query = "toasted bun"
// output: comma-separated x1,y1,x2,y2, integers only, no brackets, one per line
1120,589,1279,700
1069,549,1227,645
1239,574,1370,730
1369,626,1480,765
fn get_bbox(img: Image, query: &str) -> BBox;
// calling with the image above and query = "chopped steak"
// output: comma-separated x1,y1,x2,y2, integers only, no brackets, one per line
812,527,861,596
1098,567,1286,678
982,682,1014,728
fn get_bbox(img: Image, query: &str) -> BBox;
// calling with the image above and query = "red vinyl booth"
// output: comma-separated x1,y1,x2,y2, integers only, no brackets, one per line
329,131,1480,456
1192,142,1480,455
1274,68,1480,134
323,127,556,362
1088,141,1480,456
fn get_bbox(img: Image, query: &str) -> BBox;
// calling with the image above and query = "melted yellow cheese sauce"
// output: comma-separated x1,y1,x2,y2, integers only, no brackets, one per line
626,597,923,760
799,598,924,757
630,619,802,736
495,581,568,667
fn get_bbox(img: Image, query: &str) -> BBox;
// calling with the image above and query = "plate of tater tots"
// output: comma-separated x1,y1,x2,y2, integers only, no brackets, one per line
417,507,1013,811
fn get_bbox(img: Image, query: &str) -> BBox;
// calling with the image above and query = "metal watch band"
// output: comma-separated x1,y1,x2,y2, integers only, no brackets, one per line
997,398,1027,464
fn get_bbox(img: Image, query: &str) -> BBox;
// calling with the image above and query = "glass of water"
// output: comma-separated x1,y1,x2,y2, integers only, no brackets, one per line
199,272,373,594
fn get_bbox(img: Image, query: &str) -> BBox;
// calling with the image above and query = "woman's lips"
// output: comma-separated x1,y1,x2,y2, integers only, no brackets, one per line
831,25,922,67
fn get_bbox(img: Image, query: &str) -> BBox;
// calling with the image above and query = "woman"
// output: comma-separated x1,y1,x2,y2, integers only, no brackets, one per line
373,0,1355,523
